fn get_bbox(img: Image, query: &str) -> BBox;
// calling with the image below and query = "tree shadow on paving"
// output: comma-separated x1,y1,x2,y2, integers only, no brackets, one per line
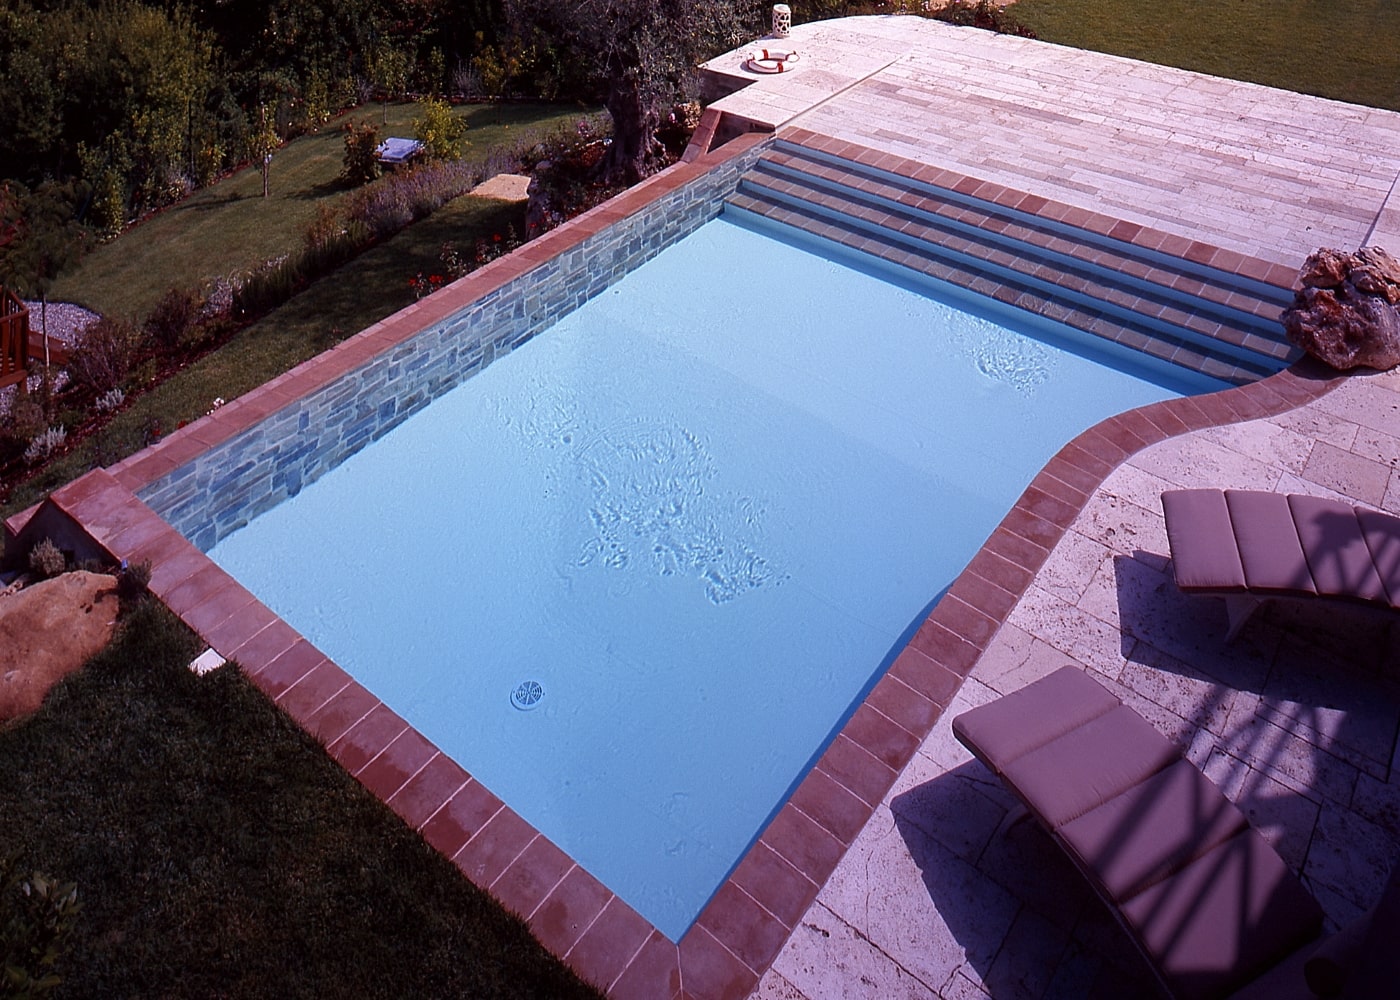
1111,549,1400,773
1108,550,1400,923
889,761,1159,999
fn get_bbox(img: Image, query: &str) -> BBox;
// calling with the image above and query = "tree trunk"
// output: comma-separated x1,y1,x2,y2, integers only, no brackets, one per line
40,292,51,415
601,76,662,186
262,155,271,198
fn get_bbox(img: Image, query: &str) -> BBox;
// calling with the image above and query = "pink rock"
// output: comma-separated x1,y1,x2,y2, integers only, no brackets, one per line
1298,247,1350,288
1283,246,1400,371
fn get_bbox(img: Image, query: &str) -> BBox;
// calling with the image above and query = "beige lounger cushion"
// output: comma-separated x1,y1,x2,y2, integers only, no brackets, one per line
1164,488,1400,612
1000,705,1179,829
1162,489,1247,592
953,667,1325,1000
1123,829,1324,1000
950,664,1119,773
1357,508,1400,606
1058,758,1250,903
1224,491,1315,595
1287,494,1389,604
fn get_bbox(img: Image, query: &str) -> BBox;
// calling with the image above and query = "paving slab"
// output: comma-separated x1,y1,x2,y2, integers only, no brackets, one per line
706,16,1400,269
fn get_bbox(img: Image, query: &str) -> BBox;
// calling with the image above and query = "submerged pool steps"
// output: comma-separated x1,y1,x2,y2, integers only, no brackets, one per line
726,137,1299,385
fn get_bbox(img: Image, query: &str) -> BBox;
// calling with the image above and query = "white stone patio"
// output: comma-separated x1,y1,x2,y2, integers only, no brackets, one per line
705,16,1400,271
753,365,1400,999
700,16,1400,1000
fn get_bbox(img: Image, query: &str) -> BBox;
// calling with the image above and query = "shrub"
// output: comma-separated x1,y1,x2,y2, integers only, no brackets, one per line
89,168,127,241
27,537,66,579
413,96,467,162
343,159,483,238
341,121,382,187
232,256,302,319
94,387,125,414
65,317,138,397
116,559,152,605
3,396,47,450
23,427,67,465
0,855,81,999
144,286,202,352
932,0,1037,37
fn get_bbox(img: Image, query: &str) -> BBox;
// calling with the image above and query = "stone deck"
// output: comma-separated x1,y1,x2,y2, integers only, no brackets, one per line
705,16,1400,270
701,16,1400,1000
753,365,1400,1000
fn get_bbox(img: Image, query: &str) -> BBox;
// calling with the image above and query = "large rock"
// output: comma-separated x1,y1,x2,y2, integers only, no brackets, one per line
0,571,120,722
1284,246,1400,371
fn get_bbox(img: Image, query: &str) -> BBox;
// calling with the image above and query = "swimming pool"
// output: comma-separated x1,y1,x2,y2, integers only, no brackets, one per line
207,214,1217,938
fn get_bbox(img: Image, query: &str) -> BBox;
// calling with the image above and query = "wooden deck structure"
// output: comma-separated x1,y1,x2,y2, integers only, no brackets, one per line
1,287,29,391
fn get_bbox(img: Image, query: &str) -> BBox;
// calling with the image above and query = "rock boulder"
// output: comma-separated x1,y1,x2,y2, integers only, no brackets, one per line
1284,246,1400,371
0,571,120,722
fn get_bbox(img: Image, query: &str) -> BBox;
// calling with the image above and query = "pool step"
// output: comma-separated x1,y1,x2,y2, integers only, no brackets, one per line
725,137,1299,385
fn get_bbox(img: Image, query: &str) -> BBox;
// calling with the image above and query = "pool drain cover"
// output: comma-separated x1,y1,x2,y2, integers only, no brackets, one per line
511,679,545,711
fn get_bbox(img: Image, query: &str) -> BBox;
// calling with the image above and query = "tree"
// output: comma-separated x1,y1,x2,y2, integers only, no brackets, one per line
369,44,412,124
342,121,383,185
248,104,280,198
506,0,761,184
413,96,467,161
0,181,87,404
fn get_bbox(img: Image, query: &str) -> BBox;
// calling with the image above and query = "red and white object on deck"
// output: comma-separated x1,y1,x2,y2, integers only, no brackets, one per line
745,48,800,74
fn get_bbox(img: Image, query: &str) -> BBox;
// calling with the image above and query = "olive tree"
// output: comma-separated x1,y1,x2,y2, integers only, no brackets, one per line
0,181,86,407
507,0,761,184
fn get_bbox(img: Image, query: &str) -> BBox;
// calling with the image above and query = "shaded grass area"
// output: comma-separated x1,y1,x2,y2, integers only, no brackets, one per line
3,194,524,520
0,599,604,999
1011,0,1400,112
51,102,583,320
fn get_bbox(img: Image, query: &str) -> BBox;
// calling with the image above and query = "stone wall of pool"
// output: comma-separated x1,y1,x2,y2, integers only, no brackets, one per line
139,130,773,552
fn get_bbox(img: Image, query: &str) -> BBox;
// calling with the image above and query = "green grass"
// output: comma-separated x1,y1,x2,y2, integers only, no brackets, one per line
1010,0,1400,112
0,599,605,999
2,193,524,520
51,101,585,321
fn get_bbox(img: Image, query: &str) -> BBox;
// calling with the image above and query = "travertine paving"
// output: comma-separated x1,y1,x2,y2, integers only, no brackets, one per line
753,367,1400,999
706,16,1400,270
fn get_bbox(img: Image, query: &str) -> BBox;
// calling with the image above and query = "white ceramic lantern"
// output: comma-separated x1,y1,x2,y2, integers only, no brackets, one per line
772,4,791,38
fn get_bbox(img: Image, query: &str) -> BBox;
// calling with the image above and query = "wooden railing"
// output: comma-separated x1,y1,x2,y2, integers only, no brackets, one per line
1,288,29,391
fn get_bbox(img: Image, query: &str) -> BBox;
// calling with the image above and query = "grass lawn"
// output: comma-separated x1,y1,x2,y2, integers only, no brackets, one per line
50,101,586,321
0,598,605,999
2,193,524,520
1010,0,1400,112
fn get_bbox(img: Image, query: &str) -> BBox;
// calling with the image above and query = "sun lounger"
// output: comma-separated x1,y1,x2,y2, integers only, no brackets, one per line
953,667,1325,999
1161,489,1400,639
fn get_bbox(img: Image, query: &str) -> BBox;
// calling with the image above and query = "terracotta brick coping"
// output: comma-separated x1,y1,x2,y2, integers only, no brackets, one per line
3,119,1346,1000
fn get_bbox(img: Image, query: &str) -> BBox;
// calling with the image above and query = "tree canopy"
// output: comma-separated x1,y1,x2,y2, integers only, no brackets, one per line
507,0,761,183
0,0,504,229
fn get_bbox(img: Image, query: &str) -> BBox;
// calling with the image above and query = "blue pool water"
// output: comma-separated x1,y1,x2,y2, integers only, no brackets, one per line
208,216,1212,939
